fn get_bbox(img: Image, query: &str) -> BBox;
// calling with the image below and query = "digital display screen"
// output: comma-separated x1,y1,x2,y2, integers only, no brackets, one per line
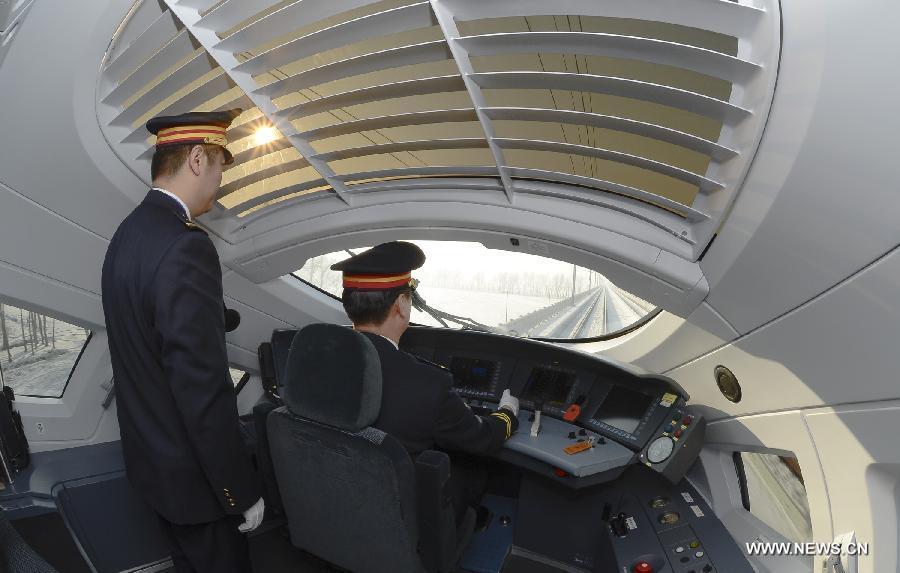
449,357,497,392
521,368,576,406
593,386,654,435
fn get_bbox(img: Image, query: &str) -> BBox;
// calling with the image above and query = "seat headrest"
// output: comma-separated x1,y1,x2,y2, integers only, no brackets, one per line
281,323,382,431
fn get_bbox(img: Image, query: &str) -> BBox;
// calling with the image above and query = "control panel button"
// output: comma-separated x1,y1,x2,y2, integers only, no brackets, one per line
675,546,684,554
689,540,700,549
649,496,669,509
682,416,693,425
674,429,683,439
632,561,653,573
563,403,581,421
695,551,704,558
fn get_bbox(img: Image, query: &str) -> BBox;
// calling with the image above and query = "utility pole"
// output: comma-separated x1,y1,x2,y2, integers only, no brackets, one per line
571,265,576,306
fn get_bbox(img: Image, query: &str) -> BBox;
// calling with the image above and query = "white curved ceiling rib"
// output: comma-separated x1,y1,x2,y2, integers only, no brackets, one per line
96,0,780,265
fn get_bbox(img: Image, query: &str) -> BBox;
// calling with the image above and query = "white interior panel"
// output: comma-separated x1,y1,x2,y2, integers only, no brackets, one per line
805,404,900,573
0,182,109,297
702,0,900,334
0,0,145,236
596,302,738,374
668,241,900,417
697,411,830,572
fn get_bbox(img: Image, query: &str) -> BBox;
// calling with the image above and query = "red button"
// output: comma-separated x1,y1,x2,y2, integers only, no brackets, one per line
633,561,653,573
674,429,683,439
554,468,568,478
682,416,693,425
563,404,581,422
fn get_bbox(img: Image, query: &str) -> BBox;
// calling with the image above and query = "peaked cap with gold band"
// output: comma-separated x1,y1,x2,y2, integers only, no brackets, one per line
146,108,242,165
330,241,425,291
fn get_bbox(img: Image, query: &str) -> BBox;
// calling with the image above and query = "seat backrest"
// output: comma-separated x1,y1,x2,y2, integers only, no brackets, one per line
0,513,60,573
267,324,424,573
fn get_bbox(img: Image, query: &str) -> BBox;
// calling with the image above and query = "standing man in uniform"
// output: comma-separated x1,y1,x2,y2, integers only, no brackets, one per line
330,241,519,521
102,109,263,573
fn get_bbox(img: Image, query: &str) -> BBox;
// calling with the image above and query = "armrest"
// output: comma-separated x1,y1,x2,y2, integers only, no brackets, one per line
253,401,284,516
414,450,455,573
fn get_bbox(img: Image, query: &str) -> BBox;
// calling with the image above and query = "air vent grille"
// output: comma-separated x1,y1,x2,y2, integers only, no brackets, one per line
97,0,779,257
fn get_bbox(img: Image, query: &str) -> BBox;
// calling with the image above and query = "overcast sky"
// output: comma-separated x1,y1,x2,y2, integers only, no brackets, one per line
334,240,583,275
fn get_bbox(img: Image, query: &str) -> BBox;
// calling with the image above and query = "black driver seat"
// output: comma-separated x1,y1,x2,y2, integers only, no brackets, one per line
266,323,473,573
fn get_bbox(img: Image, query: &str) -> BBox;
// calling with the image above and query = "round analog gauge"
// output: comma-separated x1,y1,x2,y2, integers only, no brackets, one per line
649,496,670,509
647,436,675,463
658,511,680,525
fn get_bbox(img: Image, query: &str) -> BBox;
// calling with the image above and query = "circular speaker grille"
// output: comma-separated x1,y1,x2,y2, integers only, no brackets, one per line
715,365,742,403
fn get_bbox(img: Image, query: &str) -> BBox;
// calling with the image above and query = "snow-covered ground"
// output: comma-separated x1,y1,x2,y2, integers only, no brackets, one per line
411,286,562,329
0,315,90,398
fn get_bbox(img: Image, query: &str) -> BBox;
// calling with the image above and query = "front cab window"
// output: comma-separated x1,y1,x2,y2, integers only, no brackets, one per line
292,240,657,341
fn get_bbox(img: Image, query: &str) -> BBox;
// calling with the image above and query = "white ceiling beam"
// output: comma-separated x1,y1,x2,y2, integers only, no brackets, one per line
483,107,737,161
439,0,765,39
430,0,516,203
495,138,725,193
456,32,762,85
162,0,354,205
234,2,434,77
471,72,752,125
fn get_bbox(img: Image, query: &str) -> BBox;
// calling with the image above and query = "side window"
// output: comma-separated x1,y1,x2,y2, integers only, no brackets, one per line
0,302,91,398
229,367,248,386
735,452,812,543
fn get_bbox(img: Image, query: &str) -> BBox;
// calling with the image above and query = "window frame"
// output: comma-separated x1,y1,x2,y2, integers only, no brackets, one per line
0,305,93,400
289,262,660,344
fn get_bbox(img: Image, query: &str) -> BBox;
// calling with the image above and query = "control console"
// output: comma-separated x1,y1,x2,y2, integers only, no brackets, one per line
512,466,754,573
639,408,706,483
500,410,635,479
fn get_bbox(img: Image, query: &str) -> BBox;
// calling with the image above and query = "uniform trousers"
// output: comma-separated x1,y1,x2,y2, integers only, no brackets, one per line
449,458,488,524
157,514,252,573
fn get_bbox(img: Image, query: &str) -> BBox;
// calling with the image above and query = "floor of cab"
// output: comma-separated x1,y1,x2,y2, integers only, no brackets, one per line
243,521,346,572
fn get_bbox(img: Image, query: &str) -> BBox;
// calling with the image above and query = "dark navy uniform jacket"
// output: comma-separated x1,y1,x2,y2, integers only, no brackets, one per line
362,332,509,456
102,189,258,525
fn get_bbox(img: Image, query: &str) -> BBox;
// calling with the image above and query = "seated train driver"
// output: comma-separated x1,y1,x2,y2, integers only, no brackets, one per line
330,241,520,521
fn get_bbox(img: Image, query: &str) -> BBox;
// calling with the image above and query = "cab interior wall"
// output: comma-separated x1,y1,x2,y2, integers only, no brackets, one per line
2,1,900,571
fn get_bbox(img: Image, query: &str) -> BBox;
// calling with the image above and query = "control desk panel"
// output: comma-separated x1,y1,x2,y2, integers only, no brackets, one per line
269,326,705,487
402,326,706,487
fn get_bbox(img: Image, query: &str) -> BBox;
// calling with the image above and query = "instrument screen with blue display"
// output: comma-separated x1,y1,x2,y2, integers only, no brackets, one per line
593,386,654,435
449,357,498,392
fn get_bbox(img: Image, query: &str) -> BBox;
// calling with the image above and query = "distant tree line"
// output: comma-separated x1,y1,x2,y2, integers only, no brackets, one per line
295,255,608,300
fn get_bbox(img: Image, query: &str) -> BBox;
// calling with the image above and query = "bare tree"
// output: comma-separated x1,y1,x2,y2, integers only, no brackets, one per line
29,311,37,354
0,304,11,362
51,318,56,350
19,308,27,355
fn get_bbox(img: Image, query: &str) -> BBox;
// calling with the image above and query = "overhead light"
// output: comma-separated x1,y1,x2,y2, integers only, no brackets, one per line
253,126,277,146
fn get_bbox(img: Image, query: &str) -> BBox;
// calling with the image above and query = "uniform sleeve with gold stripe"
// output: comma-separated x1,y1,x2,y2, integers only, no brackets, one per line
433,377,518,455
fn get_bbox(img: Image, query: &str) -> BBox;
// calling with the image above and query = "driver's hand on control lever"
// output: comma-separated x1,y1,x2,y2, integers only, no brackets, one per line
489,389,520,439
499,389,519,417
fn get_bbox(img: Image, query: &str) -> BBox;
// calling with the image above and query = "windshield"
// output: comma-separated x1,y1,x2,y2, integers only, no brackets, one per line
292,241,657,341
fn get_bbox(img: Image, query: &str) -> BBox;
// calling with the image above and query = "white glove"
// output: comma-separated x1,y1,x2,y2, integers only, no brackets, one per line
238,497,265,533
499,389,519,417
